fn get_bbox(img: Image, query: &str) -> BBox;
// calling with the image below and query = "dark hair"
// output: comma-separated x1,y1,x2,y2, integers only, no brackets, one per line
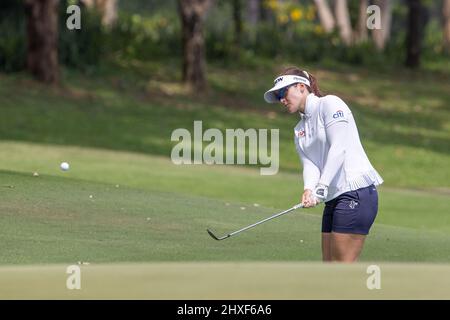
279,66,324,97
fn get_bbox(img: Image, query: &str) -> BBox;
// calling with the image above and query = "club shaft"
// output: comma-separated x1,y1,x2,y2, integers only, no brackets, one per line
228,204,302,237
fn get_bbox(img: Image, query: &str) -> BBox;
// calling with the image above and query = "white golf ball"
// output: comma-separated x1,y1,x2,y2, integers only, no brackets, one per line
60,162,70,171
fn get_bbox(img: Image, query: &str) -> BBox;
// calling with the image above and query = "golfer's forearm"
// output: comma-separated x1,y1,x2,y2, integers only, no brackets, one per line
297,142,321,190
319,121,347,186
303,161,320,190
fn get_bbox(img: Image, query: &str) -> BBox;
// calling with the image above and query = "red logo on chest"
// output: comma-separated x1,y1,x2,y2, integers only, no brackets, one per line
298,129,306,137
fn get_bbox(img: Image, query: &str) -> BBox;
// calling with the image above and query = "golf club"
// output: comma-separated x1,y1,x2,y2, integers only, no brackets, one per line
207,203,304,241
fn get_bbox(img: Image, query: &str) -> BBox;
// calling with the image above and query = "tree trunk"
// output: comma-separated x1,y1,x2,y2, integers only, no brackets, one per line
232,0,242,46
334,0,352,45
25,0,59,84
178,0,210,91
314,0,335,33
354,0,368,43
405,0,427,68
444,0,450,52
97,0,118,28
247,0,259,27
259,0,273,22
371,0,392,51
81,0,118,28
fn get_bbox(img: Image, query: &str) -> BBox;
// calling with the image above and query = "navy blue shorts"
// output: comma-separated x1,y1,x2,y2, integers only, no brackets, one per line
322,185,378,235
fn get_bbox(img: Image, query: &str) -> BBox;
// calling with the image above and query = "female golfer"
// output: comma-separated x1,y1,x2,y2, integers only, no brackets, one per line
264,67,383,262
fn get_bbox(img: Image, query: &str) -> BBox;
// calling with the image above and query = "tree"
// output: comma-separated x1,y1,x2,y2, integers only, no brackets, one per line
334,0,352,45
444,0,450,52
314,0,335,33
371,0,392,51
314,0,394,49
314,0,353,45
81,0,118,28
232,0,243,45
25,0,59,84
0,0,26,72
259,0,273,22
354,0,368,44
178,0,211,91
405,0,428,68
246,0,260,27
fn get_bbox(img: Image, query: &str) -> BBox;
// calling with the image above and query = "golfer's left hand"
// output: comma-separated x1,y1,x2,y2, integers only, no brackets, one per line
313,183,328,204
301,189,320,208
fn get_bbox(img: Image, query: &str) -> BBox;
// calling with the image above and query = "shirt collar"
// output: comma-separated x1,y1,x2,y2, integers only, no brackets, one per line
299,93,318,119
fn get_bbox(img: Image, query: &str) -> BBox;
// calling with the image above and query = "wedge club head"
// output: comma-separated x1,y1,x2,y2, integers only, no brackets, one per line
206,228,230,241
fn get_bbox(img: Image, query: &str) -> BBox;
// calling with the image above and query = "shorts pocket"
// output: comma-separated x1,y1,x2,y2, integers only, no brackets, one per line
332,201,358,230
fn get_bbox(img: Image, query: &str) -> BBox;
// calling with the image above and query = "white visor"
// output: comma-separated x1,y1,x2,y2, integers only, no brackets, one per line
264,75,311,103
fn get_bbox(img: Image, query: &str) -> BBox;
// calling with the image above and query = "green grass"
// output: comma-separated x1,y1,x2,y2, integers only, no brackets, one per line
0,60,449,189
0,61,449,269
0,143,449,299
2,262,450,299
0,143,449,265
1,141,450,234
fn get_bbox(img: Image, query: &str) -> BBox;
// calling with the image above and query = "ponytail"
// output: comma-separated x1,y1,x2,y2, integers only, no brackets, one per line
308,73,323,97
279,66,324,97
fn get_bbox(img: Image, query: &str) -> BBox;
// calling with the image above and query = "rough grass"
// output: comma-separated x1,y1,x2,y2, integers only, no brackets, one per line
1,155,449,265
1,141,449,233
0,60,449,189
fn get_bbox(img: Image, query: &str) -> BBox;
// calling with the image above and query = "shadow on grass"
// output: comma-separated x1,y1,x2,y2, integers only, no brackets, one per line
0,62,449,167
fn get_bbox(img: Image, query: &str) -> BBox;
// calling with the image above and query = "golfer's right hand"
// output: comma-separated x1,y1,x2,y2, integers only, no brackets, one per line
301,189,318,208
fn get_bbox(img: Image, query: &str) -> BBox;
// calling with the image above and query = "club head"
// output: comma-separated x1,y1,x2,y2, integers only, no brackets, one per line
206,228,229,241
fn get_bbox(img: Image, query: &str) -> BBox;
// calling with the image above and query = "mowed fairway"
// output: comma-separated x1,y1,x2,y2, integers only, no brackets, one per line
1,142,450,265
0,142,450,298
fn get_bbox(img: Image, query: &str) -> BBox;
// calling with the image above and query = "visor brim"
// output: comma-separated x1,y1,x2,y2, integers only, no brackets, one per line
263,75,311,104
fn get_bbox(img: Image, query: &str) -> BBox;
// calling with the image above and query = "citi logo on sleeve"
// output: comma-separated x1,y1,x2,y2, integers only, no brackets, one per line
333,110,344,119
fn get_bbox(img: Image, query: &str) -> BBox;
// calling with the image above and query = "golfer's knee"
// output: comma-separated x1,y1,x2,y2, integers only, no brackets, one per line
332,250,359,263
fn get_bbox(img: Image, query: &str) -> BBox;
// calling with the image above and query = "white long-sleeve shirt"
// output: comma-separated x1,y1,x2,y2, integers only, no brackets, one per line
294,93,383,202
